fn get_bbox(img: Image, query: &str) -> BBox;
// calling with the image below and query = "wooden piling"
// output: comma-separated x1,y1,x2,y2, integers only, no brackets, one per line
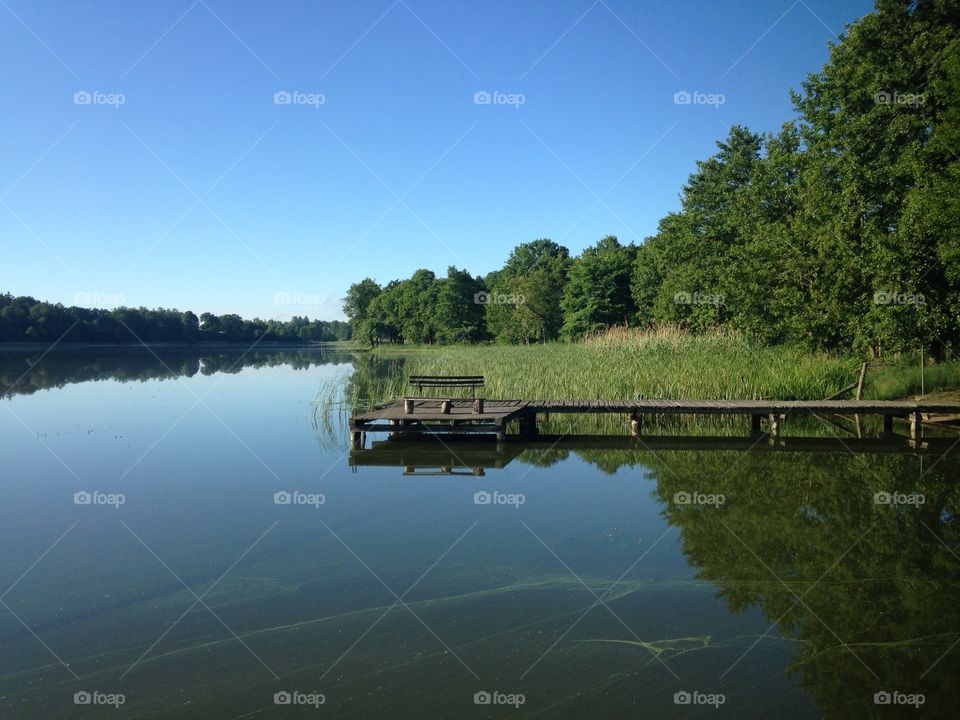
910,411,922,440
768,413,780,437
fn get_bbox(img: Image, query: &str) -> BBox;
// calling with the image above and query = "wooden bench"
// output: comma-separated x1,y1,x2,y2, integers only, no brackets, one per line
405,375,485,415
408,375,484,397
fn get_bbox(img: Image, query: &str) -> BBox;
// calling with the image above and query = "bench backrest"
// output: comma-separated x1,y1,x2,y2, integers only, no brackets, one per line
409,375,484,396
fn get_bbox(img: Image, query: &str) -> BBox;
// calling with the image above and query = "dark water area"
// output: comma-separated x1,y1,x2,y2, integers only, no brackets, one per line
1,348,957,718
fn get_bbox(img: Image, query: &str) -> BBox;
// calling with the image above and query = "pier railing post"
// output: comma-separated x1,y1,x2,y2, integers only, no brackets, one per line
882,414,894,435
910,411,922,440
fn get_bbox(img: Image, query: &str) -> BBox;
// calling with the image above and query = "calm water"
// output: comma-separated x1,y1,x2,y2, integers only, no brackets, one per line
1,348,958,718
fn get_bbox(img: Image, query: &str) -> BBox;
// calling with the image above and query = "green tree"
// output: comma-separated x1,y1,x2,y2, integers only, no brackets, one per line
561,235,637,338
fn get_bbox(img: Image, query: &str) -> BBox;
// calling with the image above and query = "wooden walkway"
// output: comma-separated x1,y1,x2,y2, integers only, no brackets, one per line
349,398,960,446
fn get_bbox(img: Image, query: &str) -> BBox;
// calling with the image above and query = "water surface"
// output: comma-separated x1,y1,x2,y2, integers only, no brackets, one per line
1,348,957,718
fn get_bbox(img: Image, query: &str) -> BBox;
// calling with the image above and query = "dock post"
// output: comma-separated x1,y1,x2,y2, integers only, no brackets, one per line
751,414,762,434
350,430,363,449
910,411,922,440
629,412,642,436
441,400,452,414
473,398,485,413
882,414,894,436
404,398,415,414
768,413,780,438
519,412,538,438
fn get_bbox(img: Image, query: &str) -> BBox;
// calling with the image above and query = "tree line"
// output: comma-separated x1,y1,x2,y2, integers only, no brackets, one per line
344,0,960,356
0,293,351,344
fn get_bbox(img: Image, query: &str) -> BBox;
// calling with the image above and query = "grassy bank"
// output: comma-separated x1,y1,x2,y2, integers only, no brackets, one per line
313,327,960,441
365,327,859,401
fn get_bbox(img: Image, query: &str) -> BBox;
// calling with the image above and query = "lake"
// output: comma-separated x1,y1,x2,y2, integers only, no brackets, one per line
1,347,957,718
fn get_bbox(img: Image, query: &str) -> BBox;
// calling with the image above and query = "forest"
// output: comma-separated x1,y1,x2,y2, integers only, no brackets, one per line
344,0,960,356
0,293,351,344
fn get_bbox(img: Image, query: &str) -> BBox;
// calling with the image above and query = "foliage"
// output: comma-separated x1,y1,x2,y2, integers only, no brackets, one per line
0,293,350,344
343,2,960,357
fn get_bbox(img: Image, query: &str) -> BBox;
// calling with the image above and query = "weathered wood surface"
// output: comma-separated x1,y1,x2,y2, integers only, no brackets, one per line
352,398,960,425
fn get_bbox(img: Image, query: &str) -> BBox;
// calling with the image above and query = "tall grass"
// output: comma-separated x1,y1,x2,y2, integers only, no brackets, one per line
391,327,857,402
313,328,960,443
864,359,960,400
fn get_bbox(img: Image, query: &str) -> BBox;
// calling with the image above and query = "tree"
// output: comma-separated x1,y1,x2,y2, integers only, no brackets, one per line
486,239,571,343
342,278,382,344
561,236,637,338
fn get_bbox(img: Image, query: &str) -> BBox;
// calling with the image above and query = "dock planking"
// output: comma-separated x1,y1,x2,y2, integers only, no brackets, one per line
349,398,960,446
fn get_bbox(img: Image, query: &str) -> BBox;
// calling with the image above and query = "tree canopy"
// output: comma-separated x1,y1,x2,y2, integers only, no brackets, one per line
344,0,960,355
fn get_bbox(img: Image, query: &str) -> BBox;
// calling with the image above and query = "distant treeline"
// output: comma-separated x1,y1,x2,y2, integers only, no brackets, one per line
344,1,959,356
0,293,351,344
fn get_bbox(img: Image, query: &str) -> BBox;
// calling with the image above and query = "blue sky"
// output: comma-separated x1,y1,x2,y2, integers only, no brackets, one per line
1,0,874,321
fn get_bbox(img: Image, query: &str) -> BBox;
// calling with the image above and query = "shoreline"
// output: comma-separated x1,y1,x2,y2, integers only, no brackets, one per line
0,341,350,352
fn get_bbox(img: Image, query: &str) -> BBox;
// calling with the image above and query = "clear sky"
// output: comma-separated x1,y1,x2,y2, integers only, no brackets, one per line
1,0,875,321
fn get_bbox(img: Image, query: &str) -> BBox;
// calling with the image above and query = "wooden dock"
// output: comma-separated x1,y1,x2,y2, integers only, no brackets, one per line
349,398,960,446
